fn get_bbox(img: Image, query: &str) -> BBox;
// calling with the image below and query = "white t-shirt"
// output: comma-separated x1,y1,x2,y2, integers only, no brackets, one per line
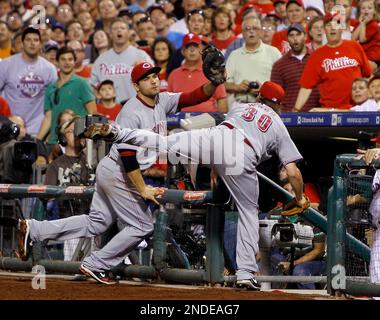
350,99,380,111
91,46,154,103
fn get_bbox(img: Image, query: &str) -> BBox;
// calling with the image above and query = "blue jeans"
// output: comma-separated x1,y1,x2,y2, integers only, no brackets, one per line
271,250,326,289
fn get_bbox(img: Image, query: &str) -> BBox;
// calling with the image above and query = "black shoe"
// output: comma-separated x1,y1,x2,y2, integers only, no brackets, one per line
236,278,261,291
80,264,117,285
17,220,32,261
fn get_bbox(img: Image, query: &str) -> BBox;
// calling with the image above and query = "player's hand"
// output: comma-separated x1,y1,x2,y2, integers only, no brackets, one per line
357,148,380,165
278,261,291,273
238,80,250,93
84,123,119,141
141,186,166,205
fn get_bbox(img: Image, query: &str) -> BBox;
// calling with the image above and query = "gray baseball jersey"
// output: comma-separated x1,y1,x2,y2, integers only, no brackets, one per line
90,47,154,103
110,92,180,170
225,102,302,166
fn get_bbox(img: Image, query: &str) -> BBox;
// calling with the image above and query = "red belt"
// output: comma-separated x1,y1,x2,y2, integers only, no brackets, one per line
220,122,254,149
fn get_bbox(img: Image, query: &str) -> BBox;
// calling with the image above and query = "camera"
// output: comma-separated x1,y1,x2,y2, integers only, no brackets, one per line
74,114,109,139
248,81,260,90
0,116,20,145
271,222,314,248
14,141,37,164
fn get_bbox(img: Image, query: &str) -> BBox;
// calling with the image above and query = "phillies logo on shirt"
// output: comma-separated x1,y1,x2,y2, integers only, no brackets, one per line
322,56,359,72
99,63,132,76
18,72,45,98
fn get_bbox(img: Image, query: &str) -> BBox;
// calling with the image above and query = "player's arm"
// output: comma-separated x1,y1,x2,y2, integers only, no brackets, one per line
119,149,164,204
284,162,307,205
292,87,312,112
176,83,218,110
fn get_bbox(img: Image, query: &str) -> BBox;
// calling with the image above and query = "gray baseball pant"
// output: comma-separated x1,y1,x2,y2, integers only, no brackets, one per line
28,156,154,272
166,126,260,280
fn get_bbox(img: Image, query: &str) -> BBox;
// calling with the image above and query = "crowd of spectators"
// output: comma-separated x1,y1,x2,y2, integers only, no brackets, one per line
0,0,379,153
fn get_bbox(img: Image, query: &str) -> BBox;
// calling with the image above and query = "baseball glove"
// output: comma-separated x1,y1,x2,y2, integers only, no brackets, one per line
202,45,226,86
84,123,119,141
281,197,310,216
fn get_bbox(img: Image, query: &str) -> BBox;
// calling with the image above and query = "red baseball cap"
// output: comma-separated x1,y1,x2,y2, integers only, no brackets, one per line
198,34,209,45
131,62,161,83
323,12,340,24
286,0,303,8
182,33,202,47
259,81,285,103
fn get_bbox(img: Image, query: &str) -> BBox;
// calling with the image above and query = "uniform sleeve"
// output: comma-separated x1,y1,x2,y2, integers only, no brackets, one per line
277,126,303,166
299,53,322,89
116,106,141,129
160,91,181,115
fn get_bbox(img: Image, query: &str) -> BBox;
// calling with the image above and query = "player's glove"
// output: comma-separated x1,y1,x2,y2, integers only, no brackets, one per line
202,45,226,87
84,123,120,141
281,196,310,216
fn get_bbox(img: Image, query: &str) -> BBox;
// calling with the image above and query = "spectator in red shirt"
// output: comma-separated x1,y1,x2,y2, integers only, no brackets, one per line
352,0,380,68
271,24,320,112
96,80,122,121
0,96,11,117
211,6,237,54
261,16,277,45
167,33,228,112
293,13,373,111
272,0,309,54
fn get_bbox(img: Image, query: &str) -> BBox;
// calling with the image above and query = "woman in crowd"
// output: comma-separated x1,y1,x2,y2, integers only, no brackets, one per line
151,37,174,92
88,29,111,64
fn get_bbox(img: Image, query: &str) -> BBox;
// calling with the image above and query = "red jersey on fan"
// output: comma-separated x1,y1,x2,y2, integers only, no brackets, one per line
211,34,237,52
0,96,11,117
97,103,122,121
353,20,380,62
300,40,373,109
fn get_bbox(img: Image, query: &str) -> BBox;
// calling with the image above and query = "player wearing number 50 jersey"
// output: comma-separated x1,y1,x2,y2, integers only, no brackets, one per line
100,81,308,290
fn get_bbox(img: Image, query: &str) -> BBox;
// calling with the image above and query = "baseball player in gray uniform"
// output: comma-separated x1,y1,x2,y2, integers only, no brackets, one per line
83,81,308,290
16,61,222,284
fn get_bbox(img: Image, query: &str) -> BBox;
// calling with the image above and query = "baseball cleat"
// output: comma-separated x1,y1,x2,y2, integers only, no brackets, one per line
80,264,117,285
17,219,32,261
236,278,261,291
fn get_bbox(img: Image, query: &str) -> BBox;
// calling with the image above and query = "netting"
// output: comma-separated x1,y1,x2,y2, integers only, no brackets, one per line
344,168,375,282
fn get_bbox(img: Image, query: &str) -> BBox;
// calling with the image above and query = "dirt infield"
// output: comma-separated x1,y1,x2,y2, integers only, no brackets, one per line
0,273,335,300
